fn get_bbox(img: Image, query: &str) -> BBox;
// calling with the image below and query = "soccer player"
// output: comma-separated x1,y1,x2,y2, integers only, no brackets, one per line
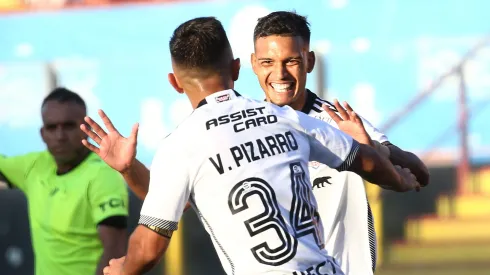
251,11,430,274
0,88,129,275
89,17,419,275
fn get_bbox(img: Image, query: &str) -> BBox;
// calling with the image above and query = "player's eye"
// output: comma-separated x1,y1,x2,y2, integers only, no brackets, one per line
45,124,57,131
287,59,301,66
62,122,77,130
261,60,273,66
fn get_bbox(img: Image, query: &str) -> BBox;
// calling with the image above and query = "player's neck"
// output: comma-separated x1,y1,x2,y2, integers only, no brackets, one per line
55,148,91,175
186,77,234,109
289,88,308,111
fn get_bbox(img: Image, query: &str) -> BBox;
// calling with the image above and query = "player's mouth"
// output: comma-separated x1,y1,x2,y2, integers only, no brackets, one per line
270,82,295,94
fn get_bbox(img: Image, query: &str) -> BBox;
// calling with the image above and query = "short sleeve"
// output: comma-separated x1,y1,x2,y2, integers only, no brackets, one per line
138,136,191,232
88,167,129,225
274,105,360,172
0,153,38,192
300,112,360,171
358,115,389,143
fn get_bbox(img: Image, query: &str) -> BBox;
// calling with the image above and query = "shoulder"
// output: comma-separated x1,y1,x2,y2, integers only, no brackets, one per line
24,151,54,169
83,153,124,183
303,95,338,127
26,151,50,161
1,151,45,161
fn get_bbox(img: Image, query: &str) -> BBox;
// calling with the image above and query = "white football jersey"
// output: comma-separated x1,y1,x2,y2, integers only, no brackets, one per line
140,89,361,275
301,90,388,275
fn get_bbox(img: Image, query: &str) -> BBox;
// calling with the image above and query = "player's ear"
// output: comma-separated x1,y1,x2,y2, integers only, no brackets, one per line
251,53,258,75
168,73,184,94
307,51,316,73
232,58,240,81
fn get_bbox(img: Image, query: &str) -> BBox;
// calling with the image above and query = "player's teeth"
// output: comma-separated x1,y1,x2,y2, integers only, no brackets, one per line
271,83,292,92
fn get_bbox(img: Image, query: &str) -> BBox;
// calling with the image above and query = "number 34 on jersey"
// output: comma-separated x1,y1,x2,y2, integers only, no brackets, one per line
228,162,325,266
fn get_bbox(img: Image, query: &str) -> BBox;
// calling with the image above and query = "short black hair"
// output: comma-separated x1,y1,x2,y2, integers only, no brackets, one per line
41,87,86,109
254,11,311,43
169,17,232,73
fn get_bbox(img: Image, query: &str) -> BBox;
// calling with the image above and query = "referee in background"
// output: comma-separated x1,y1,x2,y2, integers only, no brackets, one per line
0,88,129,275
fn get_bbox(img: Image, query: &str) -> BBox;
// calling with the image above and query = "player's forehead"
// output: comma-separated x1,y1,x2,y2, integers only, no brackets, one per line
41,101,85,124
254,35,307,59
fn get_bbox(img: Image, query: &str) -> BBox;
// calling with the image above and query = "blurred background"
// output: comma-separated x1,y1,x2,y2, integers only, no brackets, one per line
0,0,489,274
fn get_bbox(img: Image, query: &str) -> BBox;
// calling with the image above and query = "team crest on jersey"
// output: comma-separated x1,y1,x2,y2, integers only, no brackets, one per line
309,161,321,169
215,94,231,103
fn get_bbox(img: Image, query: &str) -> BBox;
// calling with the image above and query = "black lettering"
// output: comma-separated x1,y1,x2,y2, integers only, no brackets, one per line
99,198,124,212
233,122,245,132
246,108,257,116
244,118,257,130
265,136,281,155
217,115,230,125
315,261,328,275
230,111,241,122
328,261,337,274
305,267,314,275
245,142,260,161
275,133,290,153
257,139,271,158
285,131,298,150
256,116,267,126
209,154,225,174
109,198,124,208
240,144,252,162
256,106,266,114
206,119,218,130
267,114,278,124
230,146,244,167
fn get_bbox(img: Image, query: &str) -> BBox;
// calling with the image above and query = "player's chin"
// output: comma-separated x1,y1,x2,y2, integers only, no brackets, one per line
268,92,295,107
52,152,77,164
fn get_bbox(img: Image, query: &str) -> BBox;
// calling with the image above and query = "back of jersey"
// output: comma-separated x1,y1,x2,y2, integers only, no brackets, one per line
140,90,357,275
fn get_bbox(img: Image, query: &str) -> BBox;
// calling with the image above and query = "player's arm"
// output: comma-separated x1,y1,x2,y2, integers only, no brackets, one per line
121,160,192,211
0,154,36,192
96,223,127,275
88,167,130,275
355,111,430,187
0,172,9,189
381,141,429,187
327,100,430,187
118,138,191,275
120,159,150,200
291,110,418,192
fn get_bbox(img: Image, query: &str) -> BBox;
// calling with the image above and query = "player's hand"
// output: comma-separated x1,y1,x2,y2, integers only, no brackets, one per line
80,109,139,173
322,99,373,146
394,165,421,192
103,256,125,275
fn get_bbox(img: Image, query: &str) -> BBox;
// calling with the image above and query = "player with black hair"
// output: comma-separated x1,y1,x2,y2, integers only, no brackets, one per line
251,11,429,274
88,17,420,275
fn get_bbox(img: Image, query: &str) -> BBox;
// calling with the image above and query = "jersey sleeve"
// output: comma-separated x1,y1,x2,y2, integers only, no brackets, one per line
138,136,191,232
274,105,360,172
88,166,129,225
301,113,360,171
0,153,37,192
358,115,389,143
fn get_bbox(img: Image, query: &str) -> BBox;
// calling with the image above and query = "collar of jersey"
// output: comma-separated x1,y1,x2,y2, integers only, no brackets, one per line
196,89,241,108
262,89,317,114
